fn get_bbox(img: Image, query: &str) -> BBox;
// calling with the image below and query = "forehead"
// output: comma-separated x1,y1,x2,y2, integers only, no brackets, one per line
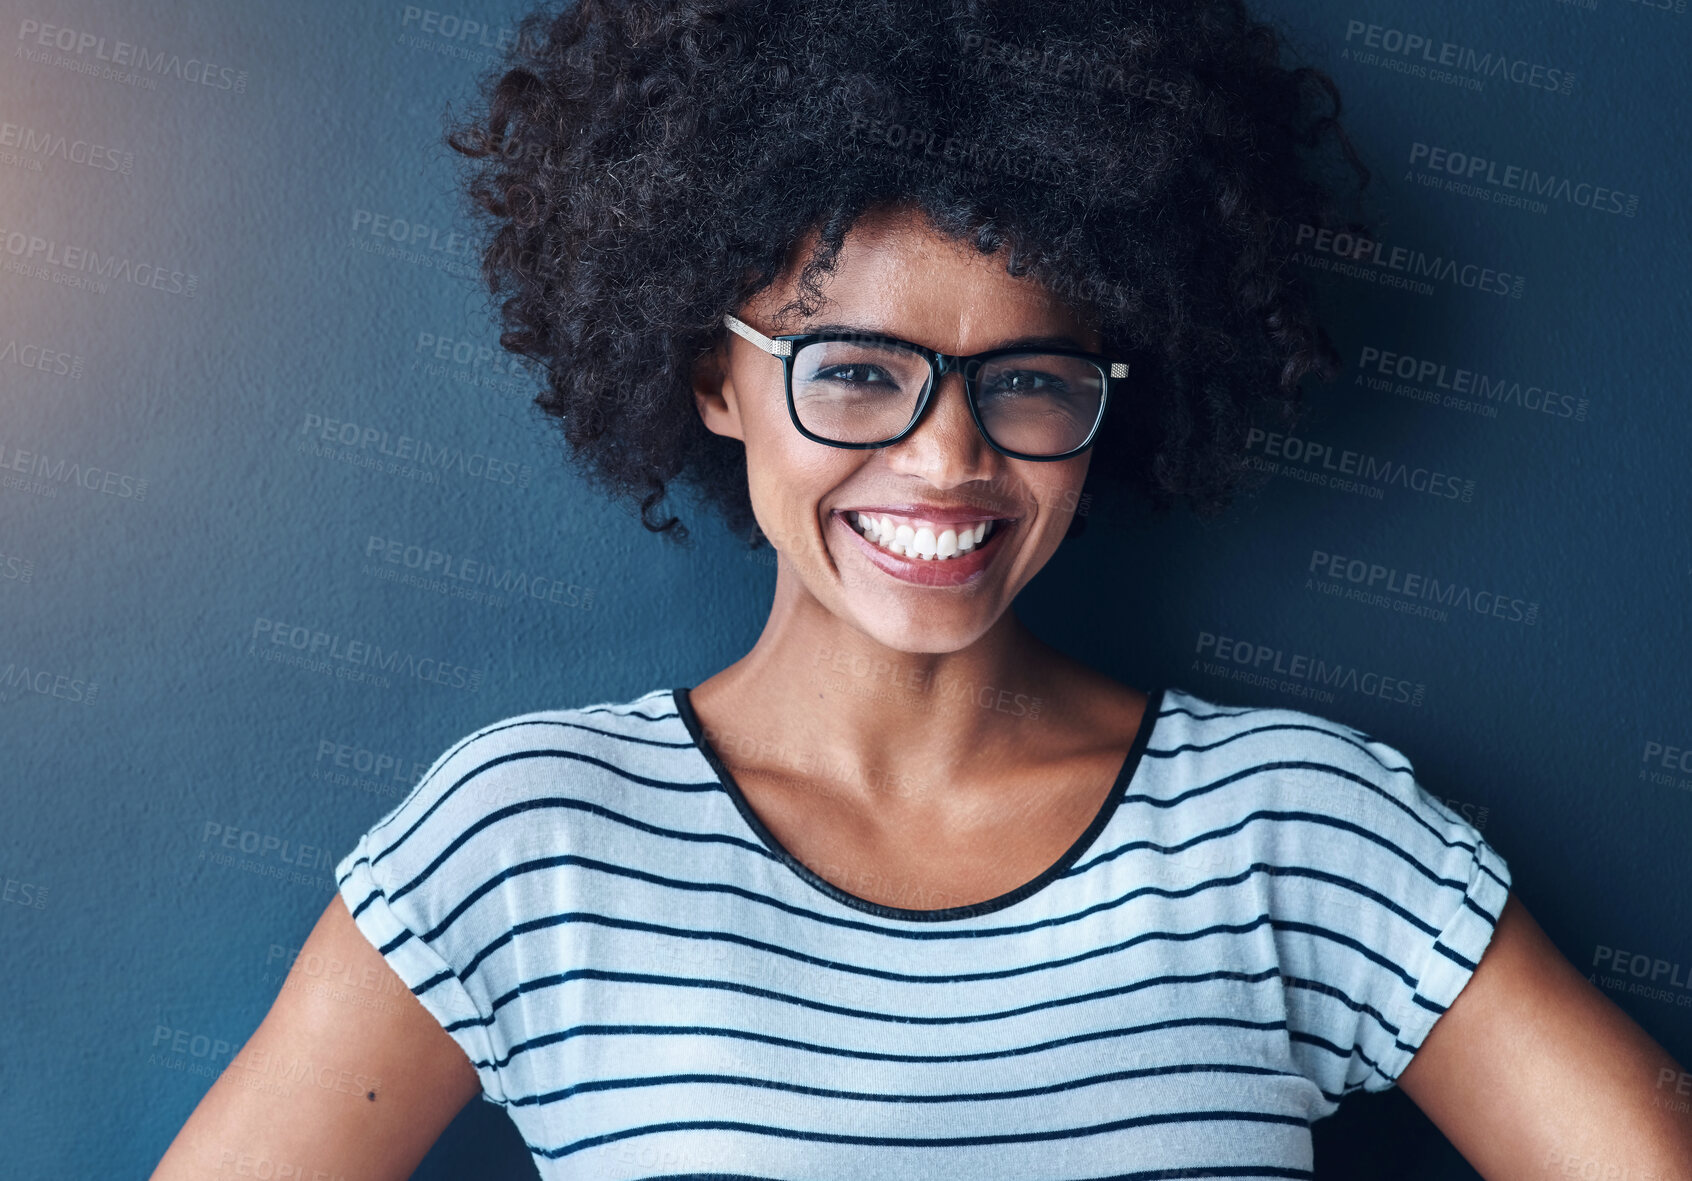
749,205,1098,353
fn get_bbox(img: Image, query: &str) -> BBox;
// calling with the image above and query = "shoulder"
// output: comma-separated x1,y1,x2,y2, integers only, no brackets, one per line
1153,684,1452,837
403,685,689,808
1150,684,1511,942
325,686,683,1104
1155,686,1513,1093
335,686,688,889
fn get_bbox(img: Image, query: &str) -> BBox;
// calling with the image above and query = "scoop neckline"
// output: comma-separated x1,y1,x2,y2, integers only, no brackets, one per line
670,683,1165,923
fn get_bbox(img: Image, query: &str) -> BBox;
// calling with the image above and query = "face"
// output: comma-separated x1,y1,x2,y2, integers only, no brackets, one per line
694,204,1102,655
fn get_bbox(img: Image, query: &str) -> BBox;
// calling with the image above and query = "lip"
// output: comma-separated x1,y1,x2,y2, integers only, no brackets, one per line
832,509,1012,588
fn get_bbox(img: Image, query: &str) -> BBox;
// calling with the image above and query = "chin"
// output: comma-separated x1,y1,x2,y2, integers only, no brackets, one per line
845,602,996,656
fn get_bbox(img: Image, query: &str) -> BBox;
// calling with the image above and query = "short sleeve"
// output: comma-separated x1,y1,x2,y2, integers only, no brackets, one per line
333,722,523,1106
1274,723,1512,1099
1367,787,1512,1090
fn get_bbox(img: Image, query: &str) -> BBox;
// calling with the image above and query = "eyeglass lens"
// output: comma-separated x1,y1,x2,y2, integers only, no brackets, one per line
790,338,1105,456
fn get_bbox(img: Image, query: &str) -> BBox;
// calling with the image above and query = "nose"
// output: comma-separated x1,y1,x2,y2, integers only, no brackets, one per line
882,369,995,483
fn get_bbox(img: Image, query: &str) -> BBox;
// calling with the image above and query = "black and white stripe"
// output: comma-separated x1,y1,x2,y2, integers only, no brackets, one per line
335,685,1510,1180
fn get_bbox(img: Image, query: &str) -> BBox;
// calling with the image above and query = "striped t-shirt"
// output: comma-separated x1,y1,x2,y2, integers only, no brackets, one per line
333,684,1510,1180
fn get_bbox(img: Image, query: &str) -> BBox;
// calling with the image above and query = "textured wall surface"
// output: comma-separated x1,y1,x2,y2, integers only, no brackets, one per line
1,1,1687,1177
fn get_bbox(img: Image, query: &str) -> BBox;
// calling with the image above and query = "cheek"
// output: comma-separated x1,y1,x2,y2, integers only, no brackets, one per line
1015,458,1090,527
742,429,859,553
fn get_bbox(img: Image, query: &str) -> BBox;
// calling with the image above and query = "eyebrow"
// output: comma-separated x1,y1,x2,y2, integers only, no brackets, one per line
799,322,1093,353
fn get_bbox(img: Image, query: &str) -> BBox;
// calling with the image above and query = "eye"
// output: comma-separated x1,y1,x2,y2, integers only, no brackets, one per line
983,368,1070,397
815,363,900,387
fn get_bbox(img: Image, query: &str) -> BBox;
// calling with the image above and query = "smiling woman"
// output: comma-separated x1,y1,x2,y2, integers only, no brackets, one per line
147,1,1692,1179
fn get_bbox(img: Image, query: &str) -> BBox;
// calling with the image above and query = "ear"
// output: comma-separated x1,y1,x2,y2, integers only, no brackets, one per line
691,341,745,442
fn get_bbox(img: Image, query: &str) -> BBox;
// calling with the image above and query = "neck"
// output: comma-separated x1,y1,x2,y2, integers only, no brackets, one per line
691,562,1079,787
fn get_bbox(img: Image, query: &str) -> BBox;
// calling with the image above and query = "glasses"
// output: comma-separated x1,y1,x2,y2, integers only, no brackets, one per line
723,313,1128,461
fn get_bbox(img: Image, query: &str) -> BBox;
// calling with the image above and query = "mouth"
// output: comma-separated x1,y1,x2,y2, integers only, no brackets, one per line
832,509,1014,588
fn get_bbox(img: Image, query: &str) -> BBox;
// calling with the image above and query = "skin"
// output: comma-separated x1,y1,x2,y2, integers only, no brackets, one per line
689,203,1150,913
688,202,1692,1174
1397,894,1692,1178
148,894,481,1180
152,203,1692,1177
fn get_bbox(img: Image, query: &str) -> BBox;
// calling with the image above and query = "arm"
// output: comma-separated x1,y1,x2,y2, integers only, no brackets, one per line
149,893,483,1181
1398,891,1692,1179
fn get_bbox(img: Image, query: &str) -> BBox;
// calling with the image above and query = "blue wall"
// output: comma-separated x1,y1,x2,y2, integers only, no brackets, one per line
2,2,1686,1177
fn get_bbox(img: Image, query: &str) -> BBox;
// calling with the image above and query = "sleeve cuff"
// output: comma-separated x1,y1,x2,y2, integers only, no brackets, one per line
335,843,509,1105
1376,836,1513,1087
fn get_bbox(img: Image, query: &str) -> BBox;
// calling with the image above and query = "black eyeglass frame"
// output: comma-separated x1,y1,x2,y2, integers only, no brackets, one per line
722,313,1129,462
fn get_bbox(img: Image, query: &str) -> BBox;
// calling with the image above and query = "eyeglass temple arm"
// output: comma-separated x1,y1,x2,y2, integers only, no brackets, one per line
723,313,792,357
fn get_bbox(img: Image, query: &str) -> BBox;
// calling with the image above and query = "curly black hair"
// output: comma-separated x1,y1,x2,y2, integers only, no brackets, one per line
444,0,1372,546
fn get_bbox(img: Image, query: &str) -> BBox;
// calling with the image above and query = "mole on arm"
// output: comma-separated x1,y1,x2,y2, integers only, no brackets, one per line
367,1090,377,1102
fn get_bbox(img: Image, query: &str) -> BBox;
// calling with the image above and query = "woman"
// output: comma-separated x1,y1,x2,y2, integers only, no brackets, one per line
153,0,1692,1178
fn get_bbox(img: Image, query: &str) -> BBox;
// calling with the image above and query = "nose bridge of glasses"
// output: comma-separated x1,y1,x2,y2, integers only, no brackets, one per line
933,352,983,383
910,363,991,452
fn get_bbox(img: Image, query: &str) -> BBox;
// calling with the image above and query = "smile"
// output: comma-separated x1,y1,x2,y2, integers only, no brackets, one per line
844,510,999,560
832,509,1012,588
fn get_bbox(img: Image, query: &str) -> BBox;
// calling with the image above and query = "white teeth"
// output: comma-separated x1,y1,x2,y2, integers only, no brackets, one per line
844,513,999,561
